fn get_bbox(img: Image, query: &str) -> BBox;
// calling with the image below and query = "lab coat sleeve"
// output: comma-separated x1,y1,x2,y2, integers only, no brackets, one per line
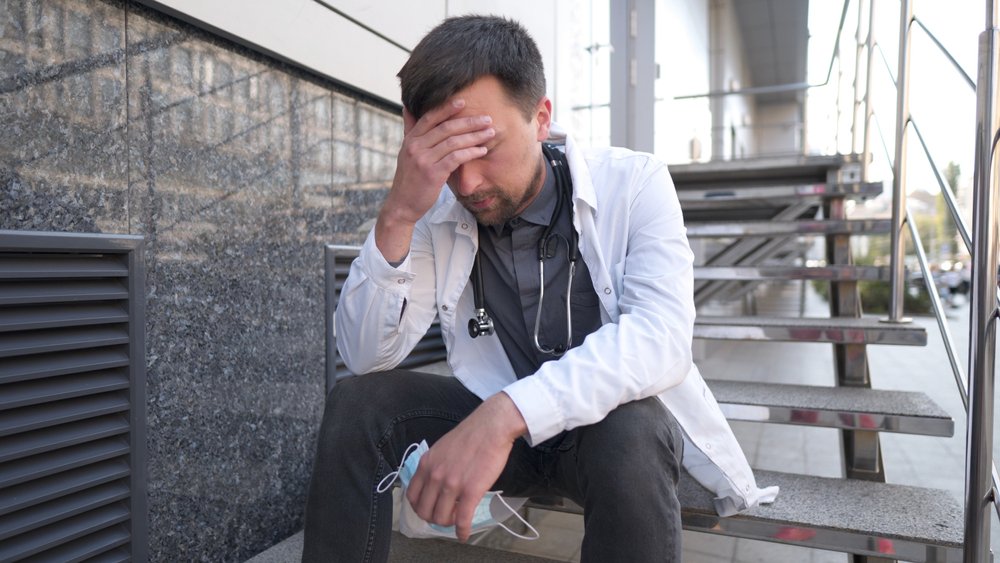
502,158,695,445
334,219,439,376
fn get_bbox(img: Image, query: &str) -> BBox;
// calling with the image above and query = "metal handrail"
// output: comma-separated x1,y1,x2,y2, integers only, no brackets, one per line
865,28,1000,312
905,209,1000,524
674,0,851,100
845,3,1000,558
909,118,974,254
912,17,977,91
886,0,914,323
963,3,1000,557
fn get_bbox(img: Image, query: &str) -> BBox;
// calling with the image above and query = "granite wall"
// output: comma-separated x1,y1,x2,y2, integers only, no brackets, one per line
0,0,402,560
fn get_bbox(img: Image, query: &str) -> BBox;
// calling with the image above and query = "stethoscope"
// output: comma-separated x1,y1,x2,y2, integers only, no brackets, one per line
468,143,578,357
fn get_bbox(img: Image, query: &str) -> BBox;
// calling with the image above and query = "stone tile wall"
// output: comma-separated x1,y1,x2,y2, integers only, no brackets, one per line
0,1,401,560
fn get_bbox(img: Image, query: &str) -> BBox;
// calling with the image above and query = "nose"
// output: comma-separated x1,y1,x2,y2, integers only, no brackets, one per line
449,163,483,198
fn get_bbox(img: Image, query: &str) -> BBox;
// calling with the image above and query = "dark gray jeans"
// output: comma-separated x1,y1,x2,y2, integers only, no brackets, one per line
302,370,684,562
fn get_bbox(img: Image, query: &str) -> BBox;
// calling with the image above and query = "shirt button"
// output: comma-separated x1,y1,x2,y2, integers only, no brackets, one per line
442,305,449,311
704,443,712,450
461,223,469,230
397,279,406,285
604,287,612,294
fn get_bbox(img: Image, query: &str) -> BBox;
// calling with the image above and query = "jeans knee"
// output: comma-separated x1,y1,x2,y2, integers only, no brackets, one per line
319,374,396,446
574,398,683,487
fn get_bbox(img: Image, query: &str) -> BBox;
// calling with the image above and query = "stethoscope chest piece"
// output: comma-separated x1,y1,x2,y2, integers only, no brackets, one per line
468,307,494,338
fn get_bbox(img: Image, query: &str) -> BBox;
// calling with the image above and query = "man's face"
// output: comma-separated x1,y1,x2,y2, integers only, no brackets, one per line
443,76,552,226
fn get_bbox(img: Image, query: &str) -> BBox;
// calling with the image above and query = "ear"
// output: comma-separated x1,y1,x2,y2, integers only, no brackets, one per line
534,97,553,142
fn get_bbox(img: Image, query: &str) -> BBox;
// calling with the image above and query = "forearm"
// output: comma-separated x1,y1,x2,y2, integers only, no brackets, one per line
334,229,436,375
375,197,418,263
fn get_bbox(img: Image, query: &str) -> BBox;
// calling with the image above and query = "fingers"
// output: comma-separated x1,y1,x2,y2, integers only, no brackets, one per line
386,99,491,226
406,99,493,155
407,457,459,526
453,496,477,542
407,98,467,138
426,127,493,169
406,456,480,541
415,117,494,165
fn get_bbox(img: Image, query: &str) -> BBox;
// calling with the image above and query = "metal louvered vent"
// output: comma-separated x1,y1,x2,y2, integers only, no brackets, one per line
0,231,147,562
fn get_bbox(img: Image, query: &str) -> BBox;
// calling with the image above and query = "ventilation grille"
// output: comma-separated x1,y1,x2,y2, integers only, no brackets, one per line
0,232,146,562
325,245,447,393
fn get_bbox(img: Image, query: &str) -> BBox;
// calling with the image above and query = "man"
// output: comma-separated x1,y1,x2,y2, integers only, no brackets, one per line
303,15,776,563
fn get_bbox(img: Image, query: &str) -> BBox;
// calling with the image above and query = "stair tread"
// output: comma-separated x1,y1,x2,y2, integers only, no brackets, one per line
694,265,888,281
533,470,962,555
686,219,892,236
694,315,928,346
677,180,879,196
697,315,925,329
707,379,950,419
680,470,963,547
669,154,860,185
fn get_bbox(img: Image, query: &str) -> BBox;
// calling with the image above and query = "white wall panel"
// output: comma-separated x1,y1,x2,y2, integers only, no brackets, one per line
325,0,445,49
136,0,411,105
138,1,557,108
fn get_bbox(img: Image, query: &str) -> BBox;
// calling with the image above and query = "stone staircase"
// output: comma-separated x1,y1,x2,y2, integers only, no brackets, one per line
250,153,964,562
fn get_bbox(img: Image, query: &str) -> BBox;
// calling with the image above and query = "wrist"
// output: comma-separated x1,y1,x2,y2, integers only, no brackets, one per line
484,392,528,442
374,204,418,263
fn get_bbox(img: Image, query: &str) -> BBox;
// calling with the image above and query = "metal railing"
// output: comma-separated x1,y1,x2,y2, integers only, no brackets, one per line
844,1,1000,560
963,4,1000,559
675,1,1000,557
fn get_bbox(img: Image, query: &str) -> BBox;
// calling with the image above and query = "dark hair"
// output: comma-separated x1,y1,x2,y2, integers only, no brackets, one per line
397,15,546,120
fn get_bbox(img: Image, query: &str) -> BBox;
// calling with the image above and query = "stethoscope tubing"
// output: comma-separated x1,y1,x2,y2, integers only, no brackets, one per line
470,143,577,357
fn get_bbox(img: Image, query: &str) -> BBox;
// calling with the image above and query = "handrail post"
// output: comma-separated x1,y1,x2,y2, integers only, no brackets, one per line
862,0,875,182
886,0,912,323
963,2,1000,560
852,0,865,154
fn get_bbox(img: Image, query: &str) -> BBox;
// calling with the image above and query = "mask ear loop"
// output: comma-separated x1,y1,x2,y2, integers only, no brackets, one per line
376,442,421,493
492,493,541,540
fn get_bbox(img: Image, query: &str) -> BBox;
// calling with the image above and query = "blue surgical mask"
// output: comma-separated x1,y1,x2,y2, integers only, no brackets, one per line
377,440,539,541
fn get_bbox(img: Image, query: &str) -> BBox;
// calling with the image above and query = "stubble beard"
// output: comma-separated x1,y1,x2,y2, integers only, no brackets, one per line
462,154,545,227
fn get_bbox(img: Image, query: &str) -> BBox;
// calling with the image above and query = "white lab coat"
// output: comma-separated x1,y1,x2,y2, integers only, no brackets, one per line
335,124,778,516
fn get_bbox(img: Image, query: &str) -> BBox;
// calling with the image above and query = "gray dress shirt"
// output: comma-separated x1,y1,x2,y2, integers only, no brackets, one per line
476,151,602,379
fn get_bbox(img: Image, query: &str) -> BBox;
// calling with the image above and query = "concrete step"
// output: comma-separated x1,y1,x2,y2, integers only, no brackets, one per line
694,265,889,282
677,182,880,222
533,470,963,563
694,316,928,346
682,470,962,563
706,379,954,436
669,154,861,186
675,181,882,204
245,530,561,562
686,219,892,237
